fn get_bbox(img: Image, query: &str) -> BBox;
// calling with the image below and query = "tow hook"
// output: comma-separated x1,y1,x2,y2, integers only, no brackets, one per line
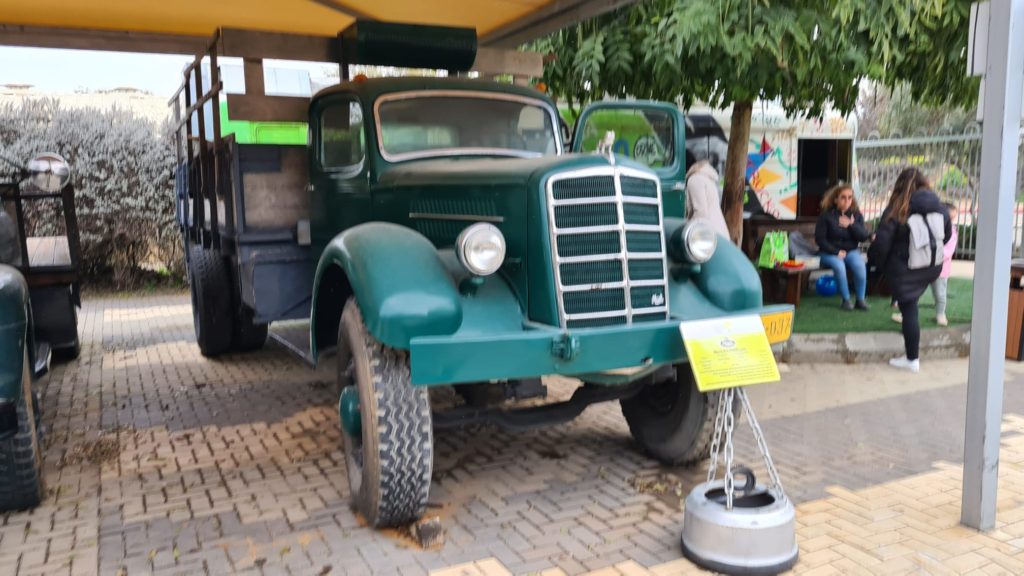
551,333,580,361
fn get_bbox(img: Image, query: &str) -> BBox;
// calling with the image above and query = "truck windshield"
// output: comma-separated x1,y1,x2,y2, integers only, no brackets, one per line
375,93,559,161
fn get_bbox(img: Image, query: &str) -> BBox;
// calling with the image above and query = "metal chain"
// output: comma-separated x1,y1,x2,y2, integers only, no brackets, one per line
705,389,730,483
722,388,736,510
738,388,787,501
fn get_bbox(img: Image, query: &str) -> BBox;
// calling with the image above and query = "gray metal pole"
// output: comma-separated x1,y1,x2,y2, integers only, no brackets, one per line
962,0,1024,531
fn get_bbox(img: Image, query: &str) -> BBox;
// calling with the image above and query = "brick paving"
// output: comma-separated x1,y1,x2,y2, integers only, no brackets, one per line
1,292,1023,575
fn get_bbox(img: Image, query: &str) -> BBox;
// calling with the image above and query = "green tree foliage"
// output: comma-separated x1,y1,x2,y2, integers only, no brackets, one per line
532,0,978,240
859,82,975,138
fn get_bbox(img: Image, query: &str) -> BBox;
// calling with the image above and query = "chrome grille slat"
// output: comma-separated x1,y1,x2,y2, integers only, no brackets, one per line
546,166,670,328
562,282,627,292
555,224,662,235
632,306,670,315
556,254,623,264
552,196,661,207
564,310,630,320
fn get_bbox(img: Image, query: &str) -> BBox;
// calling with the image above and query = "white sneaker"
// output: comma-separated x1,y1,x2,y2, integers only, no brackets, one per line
889,356,920,373
891,313,903,323
937,314,948,326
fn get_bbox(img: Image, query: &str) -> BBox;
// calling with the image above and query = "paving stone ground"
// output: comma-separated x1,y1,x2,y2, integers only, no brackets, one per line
1,292,1022,575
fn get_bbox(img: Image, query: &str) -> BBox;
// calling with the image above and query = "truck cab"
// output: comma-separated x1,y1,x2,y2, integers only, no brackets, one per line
172,20,793,529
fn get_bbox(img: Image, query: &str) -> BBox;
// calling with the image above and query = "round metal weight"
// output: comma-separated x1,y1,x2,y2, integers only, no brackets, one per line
681,479,798,576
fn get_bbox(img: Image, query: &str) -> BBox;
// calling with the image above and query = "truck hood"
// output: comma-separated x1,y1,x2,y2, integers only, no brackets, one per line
377,155,584,188
372,154,659,326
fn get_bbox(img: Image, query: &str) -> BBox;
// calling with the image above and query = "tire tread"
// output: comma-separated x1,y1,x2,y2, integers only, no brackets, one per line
342,301,432,527
0,358,43,512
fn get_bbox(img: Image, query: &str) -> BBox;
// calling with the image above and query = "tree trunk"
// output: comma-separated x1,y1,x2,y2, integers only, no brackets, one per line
722,100,753,246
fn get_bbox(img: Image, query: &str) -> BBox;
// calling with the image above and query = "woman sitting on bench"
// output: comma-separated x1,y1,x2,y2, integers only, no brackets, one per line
815,183,871,311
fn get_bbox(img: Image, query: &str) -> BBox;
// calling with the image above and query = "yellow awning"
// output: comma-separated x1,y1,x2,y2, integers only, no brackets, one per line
1,0,541,38
0,0,632,49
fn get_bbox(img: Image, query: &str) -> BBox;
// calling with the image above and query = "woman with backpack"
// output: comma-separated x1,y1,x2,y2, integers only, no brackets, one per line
869,167,952,373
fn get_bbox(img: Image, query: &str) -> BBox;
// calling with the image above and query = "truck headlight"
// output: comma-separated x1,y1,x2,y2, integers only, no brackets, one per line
457,223,506,276
670,219,718,264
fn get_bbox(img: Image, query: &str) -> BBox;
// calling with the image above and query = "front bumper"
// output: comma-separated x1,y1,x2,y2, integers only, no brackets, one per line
409,304,793,386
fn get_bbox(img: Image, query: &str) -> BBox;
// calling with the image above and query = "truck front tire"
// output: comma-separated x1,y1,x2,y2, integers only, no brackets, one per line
188,246,235,357
620,364,721,466
336,299,433,528
0,352,43,511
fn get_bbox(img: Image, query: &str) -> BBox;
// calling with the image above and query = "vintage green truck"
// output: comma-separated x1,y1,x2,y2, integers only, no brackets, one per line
173,21,793,528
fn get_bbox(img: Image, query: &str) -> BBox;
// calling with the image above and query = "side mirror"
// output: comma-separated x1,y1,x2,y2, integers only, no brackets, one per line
25,152,71,193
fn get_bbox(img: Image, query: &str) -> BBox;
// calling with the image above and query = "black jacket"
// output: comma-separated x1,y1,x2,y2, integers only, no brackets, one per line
868,188,952,301
815,208,870,255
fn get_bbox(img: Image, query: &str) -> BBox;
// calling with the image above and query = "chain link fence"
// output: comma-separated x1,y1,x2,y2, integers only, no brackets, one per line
853,125,1024,259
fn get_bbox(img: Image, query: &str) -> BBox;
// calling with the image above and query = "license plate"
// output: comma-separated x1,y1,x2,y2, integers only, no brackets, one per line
761,310,793,344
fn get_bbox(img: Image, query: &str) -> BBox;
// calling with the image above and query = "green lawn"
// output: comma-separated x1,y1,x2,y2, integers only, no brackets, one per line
792,277,973,333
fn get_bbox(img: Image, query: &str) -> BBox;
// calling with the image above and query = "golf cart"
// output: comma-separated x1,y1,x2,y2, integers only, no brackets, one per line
0,151,76,511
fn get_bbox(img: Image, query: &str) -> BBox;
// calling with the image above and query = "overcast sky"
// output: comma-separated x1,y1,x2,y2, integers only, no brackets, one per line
0,47,195,96
0,46,338,97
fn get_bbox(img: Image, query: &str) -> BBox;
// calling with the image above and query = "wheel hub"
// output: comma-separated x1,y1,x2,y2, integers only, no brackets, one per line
338,386,362,440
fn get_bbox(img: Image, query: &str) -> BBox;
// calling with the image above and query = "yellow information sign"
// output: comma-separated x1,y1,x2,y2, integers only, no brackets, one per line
680,315,781,392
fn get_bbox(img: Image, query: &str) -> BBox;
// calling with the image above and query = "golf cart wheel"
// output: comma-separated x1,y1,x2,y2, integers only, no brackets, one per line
188,245,234,357
620,363,722,466
336,298,432,528
0,352,43,511
232,305,268,352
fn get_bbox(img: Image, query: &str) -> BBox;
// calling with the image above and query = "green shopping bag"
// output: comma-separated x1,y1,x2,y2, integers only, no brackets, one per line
758,231,790,268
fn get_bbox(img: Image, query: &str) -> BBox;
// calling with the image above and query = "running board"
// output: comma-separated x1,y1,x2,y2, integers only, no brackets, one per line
268,320,318,366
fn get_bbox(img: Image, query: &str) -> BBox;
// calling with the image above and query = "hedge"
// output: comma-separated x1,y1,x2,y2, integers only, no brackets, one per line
0,99,181,288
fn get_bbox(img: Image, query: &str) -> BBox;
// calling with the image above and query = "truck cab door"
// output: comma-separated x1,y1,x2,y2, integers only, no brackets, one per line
571,101,686,218
309,94,371,257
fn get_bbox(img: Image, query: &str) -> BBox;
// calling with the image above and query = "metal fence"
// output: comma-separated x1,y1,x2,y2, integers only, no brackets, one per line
853,127,1024,259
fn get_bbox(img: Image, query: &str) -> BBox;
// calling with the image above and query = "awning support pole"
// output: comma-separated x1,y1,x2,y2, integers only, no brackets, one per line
961,0,1024,531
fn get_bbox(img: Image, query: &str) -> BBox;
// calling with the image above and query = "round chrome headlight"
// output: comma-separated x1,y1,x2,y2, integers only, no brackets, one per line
678,219,718,264
457,223,506,276
25,152,71,193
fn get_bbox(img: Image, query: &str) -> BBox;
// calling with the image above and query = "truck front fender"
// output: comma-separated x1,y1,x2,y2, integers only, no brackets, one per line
693,235,763,311
311,223,463,357
0,265,28,404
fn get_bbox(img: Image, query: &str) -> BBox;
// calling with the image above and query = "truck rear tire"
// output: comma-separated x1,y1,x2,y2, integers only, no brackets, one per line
232,306,268,352
620,364,721,466
336,299,432,528
0,352,43,511
188,246,234,357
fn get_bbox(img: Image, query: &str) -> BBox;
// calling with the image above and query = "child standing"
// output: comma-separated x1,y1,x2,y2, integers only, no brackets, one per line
891,202,957,325
932,203,958,326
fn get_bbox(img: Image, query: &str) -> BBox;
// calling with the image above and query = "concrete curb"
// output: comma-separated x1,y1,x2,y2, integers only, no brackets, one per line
779,325,971,364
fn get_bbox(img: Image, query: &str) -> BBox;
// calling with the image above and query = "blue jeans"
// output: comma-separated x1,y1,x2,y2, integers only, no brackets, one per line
820,249,867,302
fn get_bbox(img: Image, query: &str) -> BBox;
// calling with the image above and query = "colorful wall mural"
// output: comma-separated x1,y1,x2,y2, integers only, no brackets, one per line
688,105,857,220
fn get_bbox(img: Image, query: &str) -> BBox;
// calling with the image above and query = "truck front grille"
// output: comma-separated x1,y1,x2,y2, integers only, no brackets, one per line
546,167,669,329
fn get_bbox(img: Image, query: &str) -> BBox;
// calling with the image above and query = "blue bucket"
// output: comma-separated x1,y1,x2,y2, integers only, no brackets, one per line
816,275,838,297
